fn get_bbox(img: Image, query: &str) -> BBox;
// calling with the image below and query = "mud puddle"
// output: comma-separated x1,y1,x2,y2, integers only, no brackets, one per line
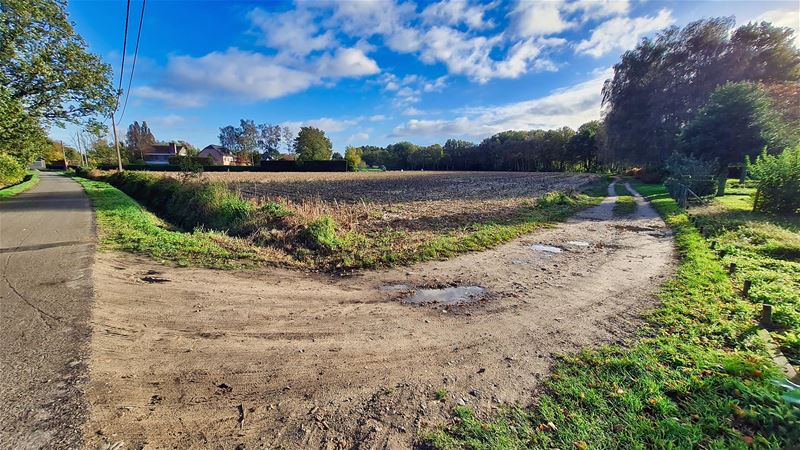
530,244,563,253
402,286,486,305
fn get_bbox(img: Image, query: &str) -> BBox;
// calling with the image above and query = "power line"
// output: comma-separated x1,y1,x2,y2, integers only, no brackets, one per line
117,0,146,124
116,0,132,108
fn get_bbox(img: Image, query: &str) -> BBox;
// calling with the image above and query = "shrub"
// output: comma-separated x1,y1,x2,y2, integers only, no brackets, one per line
303,215,342,251
0,152,26,187
664,153,719,198
750,146,800,215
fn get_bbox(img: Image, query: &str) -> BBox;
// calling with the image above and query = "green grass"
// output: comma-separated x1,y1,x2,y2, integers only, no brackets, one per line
613,181,637,216
72,176,261,269
0,171,39,199
691,180,800,365
436,389,449,401
423,182,799,449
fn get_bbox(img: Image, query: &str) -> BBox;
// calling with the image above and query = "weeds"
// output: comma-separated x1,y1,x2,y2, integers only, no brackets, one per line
73,176,261,268
423,182,799,449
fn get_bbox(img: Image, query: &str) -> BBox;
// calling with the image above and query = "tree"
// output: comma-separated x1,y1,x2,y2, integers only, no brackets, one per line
344,146,362,170
258,123,282,159
0,0,115,126
282,126,294,154
603,18,800,166
126,121,156,162
678,82,792,194
0,87,47,165
219,126,238,150
294,127,332,161
568,121,604,171
87,138,117,165
238,119,259,166
331,152,344,160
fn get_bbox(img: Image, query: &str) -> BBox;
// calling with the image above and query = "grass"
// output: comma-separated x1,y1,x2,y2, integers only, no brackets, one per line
0,171,39,199
423,182,799,449
78,169,609,271
72,176,262,269
613,180,637,215
691,180,800,365
436,389,449,401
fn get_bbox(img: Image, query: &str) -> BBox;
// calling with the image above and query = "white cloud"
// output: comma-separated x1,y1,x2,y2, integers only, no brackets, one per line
423,75,449,92
132,86,206,107
421,0,494,30
282,117,360,133
754,9,800,46
576,9,674,57
391,69,611,137
369,114,387,121
316,48,380,77
402,106,425,116
510,0,573,37
249,8,335,56
566,0,630,20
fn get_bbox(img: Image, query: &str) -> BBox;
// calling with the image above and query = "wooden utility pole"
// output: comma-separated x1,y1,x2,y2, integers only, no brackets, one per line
111,111,123,171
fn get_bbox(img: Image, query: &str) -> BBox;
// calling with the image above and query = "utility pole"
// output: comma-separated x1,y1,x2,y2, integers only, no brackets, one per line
111,111,123,171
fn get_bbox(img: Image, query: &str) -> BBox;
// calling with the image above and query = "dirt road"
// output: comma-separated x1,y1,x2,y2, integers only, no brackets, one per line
84,181,675,449
0,172,95,449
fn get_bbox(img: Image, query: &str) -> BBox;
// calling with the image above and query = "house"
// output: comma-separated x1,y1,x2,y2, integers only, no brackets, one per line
199,145,235,166
143,142,187,165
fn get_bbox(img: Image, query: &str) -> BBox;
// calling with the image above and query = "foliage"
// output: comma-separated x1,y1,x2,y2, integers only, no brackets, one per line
0,170,38,198
105,171,252,232
679,82,792,171
0,0,115,126
72,176,258,268
664,153,719,198
87,139,120,166
749,146,800,214
357,122,604,172
125,121,156,161
0,152,27,187
294,126,332,161
425,182,800,449
603,18,800,166
303,215,343,251
0,87,47,165
344,146,362,170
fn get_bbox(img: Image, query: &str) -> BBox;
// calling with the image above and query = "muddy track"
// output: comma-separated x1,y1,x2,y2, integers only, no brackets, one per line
84,182,675,449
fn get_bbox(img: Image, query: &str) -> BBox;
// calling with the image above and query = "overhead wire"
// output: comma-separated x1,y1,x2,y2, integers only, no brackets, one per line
117,0,146,124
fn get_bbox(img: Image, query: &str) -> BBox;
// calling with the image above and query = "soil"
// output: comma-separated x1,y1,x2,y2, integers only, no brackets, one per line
83,182,675,449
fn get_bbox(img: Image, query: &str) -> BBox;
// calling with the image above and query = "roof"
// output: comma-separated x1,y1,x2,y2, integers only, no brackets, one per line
149,142,186,155
200,145,233,156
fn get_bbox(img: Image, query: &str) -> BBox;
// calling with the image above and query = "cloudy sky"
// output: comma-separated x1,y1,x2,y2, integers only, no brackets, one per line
52,0,799,150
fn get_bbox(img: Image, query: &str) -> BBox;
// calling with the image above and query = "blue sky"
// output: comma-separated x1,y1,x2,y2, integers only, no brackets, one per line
51,0,799,152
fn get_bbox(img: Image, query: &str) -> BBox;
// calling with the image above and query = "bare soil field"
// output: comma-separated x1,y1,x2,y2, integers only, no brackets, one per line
84,182,675,449
179,171,598,233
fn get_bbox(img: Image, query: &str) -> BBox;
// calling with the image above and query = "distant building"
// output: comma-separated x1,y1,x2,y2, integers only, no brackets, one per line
144,142,187,165
199,145,235,166
30,157,46,170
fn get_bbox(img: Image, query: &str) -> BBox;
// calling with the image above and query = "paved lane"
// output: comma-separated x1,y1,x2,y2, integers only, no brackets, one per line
0,172,94,449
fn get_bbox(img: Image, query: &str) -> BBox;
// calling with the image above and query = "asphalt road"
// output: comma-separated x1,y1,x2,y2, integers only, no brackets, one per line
0,172,95,449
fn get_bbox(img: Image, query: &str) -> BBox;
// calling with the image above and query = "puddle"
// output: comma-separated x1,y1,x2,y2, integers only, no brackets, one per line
380,284,411,292
140,275,169,283
530,244,563,253
403,286,486,306
566,241,590,247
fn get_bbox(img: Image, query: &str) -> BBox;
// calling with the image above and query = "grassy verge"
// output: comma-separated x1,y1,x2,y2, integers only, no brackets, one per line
0,171,39,199
72,177,262,269
424,182,799,449
691,180,799,365
77,169,609,271
613,180,636,215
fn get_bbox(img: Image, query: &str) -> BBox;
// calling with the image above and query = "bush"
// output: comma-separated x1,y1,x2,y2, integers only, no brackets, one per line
303,215,343,251
168,155,212,166
750,146,800,214
664,153,719,198
105,171,253,232
0,152,26,187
